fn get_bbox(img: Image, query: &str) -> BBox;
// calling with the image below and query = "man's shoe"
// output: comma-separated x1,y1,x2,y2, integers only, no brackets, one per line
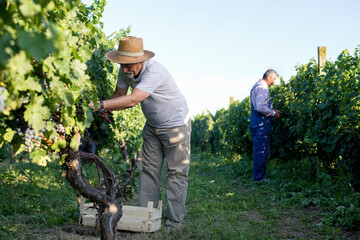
255,178,270,183
164,219,183,229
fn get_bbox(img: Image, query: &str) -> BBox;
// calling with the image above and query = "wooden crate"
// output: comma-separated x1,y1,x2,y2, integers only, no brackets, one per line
79,198,162,233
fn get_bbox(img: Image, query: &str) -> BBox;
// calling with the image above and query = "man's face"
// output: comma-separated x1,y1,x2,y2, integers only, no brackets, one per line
121,62,144,78
267,75,277,86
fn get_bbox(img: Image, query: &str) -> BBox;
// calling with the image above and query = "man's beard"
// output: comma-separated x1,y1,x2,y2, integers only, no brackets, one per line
125,71,135,78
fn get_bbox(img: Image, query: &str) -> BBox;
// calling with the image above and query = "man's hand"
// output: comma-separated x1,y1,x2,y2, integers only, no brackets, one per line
89,101,96,110
97,110,112,123
89,101,111,123
274,110,282,119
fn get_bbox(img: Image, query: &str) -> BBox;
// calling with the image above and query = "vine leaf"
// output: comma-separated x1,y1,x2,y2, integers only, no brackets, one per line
24,95,51,131
16,76,42,92
18,30,55,61
4,128,15,142
7,51,32,76
30,149,50,166
77,106,94,132
19,0,41,17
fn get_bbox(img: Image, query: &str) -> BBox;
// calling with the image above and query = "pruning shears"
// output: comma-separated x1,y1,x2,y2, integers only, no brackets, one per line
97,110,112,123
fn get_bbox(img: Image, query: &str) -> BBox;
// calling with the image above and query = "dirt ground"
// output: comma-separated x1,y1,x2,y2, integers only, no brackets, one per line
23,219,360,240
22,207,360,240
26,224,154,240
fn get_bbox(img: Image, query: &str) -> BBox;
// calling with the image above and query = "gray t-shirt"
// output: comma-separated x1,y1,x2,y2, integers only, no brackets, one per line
117,59,190,128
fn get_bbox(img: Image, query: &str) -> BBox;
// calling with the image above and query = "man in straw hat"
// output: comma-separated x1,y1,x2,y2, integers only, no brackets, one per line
90,36,191,228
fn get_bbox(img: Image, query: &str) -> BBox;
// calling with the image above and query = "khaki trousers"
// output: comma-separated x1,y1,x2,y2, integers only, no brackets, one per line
138,121,191,223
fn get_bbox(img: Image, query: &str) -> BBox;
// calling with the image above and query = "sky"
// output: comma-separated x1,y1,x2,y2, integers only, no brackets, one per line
82,0,360,117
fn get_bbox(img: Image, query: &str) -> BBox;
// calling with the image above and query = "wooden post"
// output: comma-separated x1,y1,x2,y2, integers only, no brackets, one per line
229,96,234,105
318,46,326,74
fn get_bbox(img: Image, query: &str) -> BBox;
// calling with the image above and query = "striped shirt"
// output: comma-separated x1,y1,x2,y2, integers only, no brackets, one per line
250,79,275,117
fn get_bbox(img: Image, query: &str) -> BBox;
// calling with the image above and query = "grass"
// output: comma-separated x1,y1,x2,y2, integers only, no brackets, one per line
0,151,359,239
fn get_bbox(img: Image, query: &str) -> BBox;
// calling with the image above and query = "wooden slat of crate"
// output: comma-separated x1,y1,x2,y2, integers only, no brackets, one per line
122,202,162,220
81,213,161,233
79,200,162,233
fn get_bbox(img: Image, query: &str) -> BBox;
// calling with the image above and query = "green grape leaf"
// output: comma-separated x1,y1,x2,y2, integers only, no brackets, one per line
77,106,94,132
18,30,55,61
0,33,13,65
62,106,76,127
77,45,92,61
72,59,87,78
51,139,67,152
63,92,74,107
46,121,57,139
43,56,56,76
59,153,68,165
70,135,79,150
15,76,42,92
24,95,51,131
70,84,82,102
7,51,32,76
4,128,16,142
46,1,55,11
53,59,70,77
30,149,50,166
19,0,41,17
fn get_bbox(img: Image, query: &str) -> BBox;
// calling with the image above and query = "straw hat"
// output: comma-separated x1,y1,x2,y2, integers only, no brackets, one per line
106,36,155,64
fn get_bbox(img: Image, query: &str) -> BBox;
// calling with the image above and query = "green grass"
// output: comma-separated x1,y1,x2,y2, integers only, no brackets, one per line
0,160,79,239
0,151,359,240
147,152,358,240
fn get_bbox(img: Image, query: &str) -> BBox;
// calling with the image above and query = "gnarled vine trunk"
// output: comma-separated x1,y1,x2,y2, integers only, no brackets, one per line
63,133,135,240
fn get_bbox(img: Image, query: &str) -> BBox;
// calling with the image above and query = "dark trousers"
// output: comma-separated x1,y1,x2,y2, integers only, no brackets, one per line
250,119,271,181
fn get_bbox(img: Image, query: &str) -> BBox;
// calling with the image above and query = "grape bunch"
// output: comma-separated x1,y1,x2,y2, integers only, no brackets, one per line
79,138,97,154
51,123,65,144
49,103,62,123
79,138,96,167
55,124,65,134
76,104,84,116
21,127,42,151
79,129,97,155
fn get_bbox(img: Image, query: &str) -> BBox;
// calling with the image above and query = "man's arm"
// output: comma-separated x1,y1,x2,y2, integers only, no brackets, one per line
90,88,150,111
252,86,282,119
252,87,274,117
110,86,128,99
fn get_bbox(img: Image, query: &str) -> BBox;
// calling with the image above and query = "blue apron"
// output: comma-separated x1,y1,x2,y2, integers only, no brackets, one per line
250,82,272,181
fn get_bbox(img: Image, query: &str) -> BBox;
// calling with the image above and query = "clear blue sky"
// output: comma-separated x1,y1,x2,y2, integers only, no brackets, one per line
82,0,360,117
